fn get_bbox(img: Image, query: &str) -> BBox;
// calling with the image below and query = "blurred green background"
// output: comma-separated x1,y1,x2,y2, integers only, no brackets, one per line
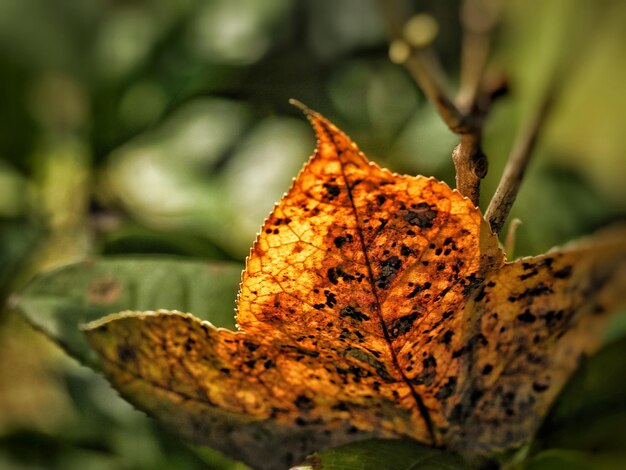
0,0,625,468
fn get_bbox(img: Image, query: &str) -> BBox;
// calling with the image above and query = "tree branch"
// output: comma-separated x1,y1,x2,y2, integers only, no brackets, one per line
402,50,467,133
382,0,502,206
379,1,564,236
457,0,501,113
485,92,555,235
452,133,487,205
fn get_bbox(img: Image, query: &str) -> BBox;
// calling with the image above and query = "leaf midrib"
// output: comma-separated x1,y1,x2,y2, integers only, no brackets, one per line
329,127,437,446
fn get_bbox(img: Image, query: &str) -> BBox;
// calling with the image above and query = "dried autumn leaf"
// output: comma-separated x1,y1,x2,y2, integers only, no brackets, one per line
83,106,626,469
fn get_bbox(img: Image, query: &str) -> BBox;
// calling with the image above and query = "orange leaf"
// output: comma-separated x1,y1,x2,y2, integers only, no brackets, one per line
84,106,626,469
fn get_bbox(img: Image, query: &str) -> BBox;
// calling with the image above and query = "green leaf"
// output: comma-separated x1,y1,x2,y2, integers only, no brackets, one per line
524,449,626,470
0,218,41,308
99,223,230,259
296,439,468,470
533,336,626,453
13,256,242,367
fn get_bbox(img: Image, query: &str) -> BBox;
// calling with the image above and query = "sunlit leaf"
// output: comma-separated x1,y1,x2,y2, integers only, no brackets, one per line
84,108,626,468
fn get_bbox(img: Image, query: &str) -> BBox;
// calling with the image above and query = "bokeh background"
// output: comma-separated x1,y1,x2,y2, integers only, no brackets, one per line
0,0,624,468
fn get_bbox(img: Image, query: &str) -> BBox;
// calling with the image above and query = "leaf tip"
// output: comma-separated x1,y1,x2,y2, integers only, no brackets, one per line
288,98,313,115
288,99,341,146
288,99,327,125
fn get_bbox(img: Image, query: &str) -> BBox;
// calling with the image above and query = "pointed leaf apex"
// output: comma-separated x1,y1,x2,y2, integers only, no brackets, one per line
289,98,314,115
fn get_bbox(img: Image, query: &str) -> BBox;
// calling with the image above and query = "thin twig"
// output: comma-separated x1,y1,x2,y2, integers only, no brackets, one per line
485,92,555,235
381,0,467,133
457,0,501,113
451,0,502,206
403,51,466,132
457,32,490,113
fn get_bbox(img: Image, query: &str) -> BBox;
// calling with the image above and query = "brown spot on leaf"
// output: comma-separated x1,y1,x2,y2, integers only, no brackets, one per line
86,278,123,305
117,344,136,362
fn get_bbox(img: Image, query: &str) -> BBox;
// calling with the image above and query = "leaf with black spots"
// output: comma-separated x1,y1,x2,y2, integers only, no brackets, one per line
83,107,626,469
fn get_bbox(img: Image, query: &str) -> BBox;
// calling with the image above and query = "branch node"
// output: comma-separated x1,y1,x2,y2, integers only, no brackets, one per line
452,134,486,206
379,0,506,207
